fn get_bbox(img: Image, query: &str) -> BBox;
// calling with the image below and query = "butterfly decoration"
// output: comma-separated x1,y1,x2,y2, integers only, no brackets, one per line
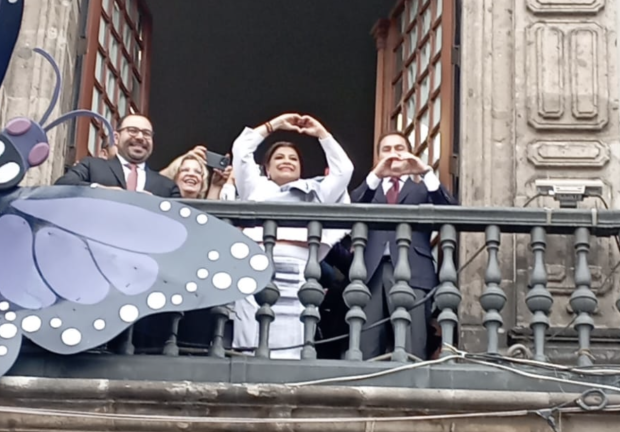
0,0,273,377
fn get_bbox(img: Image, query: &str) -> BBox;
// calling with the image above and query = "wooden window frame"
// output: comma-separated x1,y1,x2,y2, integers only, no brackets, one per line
372,0,456,192
73,0,152,162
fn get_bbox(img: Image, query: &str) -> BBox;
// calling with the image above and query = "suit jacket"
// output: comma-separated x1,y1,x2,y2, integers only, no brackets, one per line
349,176,457,291
55,156,181,198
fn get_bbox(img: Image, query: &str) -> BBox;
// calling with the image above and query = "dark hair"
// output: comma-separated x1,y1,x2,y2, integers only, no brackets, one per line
376,130,412,153
262,141,304,174
116,113,148,130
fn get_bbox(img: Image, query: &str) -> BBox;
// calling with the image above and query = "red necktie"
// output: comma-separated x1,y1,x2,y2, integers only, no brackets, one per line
126,163,138,191
386,177,400,204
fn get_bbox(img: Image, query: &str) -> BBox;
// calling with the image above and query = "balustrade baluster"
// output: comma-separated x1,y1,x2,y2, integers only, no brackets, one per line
116,326,134,355
570,227,597,367
209,217,234,358
254,220,279,358
389,223,415,362
526,227,553,362
480,225,506,355
299,221,324,360
163,312,183,356
343,223,370,361
434,224,460,357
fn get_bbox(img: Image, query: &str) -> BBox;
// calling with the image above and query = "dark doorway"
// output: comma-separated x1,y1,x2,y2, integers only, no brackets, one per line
147,0,394,188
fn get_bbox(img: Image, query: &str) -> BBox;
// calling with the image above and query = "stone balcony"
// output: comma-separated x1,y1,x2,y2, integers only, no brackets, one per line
2,201,620,430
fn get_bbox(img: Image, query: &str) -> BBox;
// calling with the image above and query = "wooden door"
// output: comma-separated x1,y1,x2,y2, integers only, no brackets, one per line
372,0,459,194
73,0,152,162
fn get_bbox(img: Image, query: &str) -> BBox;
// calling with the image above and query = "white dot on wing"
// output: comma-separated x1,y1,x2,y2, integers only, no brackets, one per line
231,242,250,259
208,251,219,261
147,292,166,310
94,319,106,330
171,294,183,305
0,302,9,311
119,304,139,323
238,277,257,294
213,272,232,290
61,328,82,346
196,214,208,224
197,269,209,279
180,207,191,218
160,201,171,212
21,315,42,333
0,323,17,339
0,346,7,356
50,318,62,328
4,312,15,322
186,282,198,292
250,254,269,271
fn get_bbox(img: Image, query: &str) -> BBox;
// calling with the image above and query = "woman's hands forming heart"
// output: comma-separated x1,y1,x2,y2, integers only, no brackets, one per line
269,113,329,139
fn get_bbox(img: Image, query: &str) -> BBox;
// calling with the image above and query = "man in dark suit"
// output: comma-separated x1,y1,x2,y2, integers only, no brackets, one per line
350,131,456,361
56,114,180,198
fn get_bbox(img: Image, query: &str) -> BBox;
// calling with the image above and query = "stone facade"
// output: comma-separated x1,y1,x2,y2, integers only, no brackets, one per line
0,0,80,187
459,0,620,356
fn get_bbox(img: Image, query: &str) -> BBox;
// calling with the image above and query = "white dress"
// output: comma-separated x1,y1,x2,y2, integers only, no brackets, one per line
230,127,354,359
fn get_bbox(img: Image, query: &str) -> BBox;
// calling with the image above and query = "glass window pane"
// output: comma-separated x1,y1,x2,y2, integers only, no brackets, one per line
407,94,416,127
102,0,112,15
132,74,141,102
420,110,430,143
127,0,138,24
421,40,431,71
103,104,113,125
113,1,122,31
420,145,429,165
123,22,133,48
407,127,416,150
118,91,128,117
121,55,130,85
433,62,442,91
98,17,107,45
88,123,98,154
434,0,443,18
408,58,418,86
395,44,404,72
110,36,120,66
394,76,403,105
409,25,418,54
91,89,101,113
399,12,406,33
422,7,432,34
433,98,441,128
433,134,441,163
434,24,443,55
421,75,430,106
410,0,419,21
106,69,116,101
96,51,105,82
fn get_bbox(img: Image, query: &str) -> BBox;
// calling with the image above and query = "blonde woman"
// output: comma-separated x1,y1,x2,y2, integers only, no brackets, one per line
161,146,231,199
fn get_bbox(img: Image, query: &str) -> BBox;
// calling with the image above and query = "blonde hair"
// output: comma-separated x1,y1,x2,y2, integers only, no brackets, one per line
166,154,209,199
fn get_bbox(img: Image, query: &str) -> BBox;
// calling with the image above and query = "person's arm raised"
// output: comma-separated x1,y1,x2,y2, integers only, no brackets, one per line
299,115,354,203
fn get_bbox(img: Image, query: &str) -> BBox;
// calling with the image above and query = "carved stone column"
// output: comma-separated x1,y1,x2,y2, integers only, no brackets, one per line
459,0,620,360
0,0,80,186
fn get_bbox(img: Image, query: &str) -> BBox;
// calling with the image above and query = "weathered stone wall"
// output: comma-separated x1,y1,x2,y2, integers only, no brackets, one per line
458,0,620,355
0,0,80,187
0,378,618,432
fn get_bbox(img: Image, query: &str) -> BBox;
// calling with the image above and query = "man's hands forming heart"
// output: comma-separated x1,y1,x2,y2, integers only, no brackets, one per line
268,113,329,139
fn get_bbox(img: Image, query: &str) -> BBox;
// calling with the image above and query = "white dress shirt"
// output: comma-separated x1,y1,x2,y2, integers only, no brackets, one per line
364,170,441,256
116,154,146,192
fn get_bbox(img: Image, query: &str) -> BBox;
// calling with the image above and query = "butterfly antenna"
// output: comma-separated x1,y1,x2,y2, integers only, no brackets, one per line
33,48,61,126
44,110,115,147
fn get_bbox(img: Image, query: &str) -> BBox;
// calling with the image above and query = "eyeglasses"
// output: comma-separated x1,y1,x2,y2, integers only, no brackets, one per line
118,126,154,139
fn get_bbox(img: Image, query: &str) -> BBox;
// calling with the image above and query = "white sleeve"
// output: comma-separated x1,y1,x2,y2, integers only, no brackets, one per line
231,127,269,201
365,172,382,190
219,183,237,201
422,171,440,192
317,135,354,203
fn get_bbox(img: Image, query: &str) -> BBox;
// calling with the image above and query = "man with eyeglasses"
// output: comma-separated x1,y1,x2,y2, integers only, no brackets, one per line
56,114,181,197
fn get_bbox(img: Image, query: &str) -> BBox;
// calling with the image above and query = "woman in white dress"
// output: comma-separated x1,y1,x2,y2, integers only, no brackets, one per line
231,113,354,359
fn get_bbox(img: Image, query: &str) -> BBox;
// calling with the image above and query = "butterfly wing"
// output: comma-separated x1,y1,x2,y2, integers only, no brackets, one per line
0,0,24,88
0,186,273,373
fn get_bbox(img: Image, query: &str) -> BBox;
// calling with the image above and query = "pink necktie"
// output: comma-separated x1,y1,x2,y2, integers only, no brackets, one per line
126,163,138,191
386,177,400,204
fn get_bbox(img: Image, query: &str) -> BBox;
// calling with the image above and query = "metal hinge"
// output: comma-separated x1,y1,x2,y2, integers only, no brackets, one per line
76,39,88,56
452,46,461,67
450,154,459,176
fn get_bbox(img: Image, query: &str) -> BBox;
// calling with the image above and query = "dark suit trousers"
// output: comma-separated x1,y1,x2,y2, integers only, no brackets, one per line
360,257,431,361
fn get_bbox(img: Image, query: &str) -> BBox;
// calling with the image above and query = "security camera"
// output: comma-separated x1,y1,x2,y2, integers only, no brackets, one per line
534,179,604,208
